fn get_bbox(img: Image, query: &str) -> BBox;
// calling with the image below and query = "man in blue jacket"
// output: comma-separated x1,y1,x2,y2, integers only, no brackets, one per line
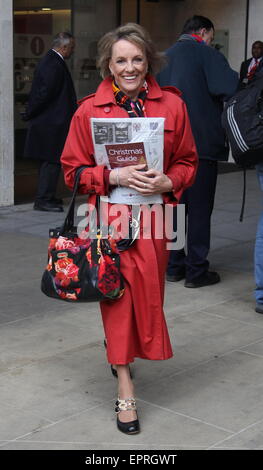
158,15,238,287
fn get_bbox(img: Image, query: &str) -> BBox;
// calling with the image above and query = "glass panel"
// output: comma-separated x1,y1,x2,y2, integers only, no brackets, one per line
72,0,118,98
13,0,118,202
14,0,71,163
120,0,137,26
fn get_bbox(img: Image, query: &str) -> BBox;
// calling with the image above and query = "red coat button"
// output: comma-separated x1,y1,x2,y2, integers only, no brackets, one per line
104,107,111,113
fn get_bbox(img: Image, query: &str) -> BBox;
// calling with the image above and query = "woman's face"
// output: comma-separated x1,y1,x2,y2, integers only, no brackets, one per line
109,39,148,100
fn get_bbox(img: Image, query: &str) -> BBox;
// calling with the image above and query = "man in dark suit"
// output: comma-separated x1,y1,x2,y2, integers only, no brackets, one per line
239,41,263,88
24,32,77,212
158,15,238,288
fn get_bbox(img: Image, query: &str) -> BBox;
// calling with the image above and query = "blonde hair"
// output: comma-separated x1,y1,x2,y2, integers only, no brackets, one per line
97,23,165,78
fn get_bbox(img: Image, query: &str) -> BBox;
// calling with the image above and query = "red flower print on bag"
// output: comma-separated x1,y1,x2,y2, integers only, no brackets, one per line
66,263,79,280
55,237,76,250
55,257,73,272
54,257,80,287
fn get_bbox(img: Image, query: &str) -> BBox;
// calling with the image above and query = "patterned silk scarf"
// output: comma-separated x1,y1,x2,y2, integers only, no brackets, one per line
112,80,148,117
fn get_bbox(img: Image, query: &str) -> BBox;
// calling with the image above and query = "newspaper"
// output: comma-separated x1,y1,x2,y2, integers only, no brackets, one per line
91,117,164,204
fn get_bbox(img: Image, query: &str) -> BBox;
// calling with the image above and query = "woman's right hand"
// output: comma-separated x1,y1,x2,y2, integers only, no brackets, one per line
109,164,147,187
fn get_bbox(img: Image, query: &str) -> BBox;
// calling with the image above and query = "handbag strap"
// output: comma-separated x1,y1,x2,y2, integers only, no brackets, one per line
60,165,94,234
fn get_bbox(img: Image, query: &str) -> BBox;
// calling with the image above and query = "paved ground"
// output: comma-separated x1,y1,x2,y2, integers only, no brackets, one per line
0,169,263,450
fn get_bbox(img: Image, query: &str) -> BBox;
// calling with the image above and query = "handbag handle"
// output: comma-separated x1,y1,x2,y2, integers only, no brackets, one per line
60,165,94,234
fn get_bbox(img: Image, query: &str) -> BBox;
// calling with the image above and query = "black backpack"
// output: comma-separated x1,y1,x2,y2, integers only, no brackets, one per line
222,75,263,167
222,75,263,220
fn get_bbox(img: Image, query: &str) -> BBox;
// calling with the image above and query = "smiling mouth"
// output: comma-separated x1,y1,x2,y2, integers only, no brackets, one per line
123,76,137,80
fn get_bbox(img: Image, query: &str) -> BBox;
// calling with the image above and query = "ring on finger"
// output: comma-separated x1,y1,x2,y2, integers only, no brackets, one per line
143,183,147,188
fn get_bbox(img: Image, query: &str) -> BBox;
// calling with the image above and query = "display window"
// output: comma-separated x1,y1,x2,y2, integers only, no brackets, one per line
13,0,118,202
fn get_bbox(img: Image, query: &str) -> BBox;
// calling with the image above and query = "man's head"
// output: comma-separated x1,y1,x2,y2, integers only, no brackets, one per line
252,41,263,59
182,15,215,46
52,32,75,59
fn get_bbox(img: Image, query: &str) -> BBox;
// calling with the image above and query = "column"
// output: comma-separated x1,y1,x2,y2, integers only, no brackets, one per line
0,0,14,206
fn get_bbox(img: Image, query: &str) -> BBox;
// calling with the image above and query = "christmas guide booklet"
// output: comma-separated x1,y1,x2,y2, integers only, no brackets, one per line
91,117,164,204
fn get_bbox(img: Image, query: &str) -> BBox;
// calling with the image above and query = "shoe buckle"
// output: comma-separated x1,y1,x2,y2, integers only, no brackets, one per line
115,397,137,414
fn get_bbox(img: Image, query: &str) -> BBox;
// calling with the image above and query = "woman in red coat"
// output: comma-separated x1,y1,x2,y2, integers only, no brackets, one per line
61,23,198,435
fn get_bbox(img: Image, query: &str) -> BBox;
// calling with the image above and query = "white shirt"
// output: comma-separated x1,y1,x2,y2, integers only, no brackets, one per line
52,49,64,61
248,56,262,72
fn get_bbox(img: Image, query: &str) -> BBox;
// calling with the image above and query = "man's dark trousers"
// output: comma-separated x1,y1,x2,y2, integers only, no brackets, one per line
167,159,218,282
35,161,61,204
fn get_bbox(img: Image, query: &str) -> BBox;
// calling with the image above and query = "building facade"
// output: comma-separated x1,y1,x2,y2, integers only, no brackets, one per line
0,0,261,206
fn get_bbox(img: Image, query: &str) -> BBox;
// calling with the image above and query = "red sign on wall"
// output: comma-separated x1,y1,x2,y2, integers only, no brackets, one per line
14,14,52,35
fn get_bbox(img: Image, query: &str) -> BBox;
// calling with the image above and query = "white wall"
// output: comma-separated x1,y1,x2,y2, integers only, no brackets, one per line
0,0,14,206
247,0,263,53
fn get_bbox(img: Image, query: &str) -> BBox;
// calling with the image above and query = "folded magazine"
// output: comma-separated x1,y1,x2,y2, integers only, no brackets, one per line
91,117,164,204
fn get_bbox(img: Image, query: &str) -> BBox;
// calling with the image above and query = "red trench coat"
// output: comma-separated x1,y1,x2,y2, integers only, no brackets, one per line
61,75,198,364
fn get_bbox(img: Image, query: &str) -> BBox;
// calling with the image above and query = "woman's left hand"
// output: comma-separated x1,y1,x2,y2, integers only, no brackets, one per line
128,168,173,195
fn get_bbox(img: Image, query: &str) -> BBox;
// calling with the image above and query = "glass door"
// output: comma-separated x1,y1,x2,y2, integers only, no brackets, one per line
14,0,71,163
13,0,118,202
72,0,119,98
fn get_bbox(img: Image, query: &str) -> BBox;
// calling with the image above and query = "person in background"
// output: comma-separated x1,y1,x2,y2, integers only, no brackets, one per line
158,15,238,288
23,32,77,212
245,44,263,314
254,163,263,314
239,40,263,88
61,23,198,434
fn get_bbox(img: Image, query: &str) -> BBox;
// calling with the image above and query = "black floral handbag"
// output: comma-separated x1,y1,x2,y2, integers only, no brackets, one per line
41,166,125,302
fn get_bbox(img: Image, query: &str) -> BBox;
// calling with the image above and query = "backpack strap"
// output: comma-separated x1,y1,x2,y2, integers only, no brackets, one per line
239,168,246,222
